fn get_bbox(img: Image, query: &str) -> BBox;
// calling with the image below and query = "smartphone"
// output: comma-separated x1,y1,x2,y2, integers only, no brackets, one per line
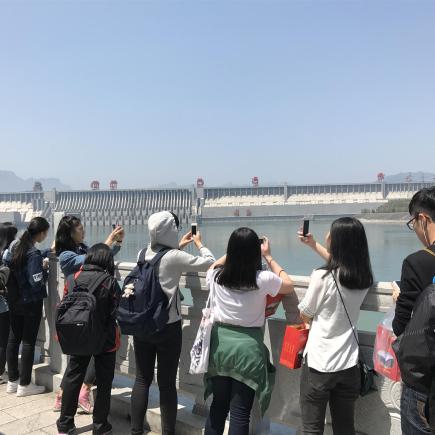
112,224,116,230
191,223,197,236
259,238,265,244
302,219,310,237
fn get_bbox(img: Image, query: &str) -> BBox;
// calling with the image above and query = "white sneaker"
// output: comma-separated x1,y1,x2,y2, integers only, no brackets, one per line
6,380,18,393
16,382,45,397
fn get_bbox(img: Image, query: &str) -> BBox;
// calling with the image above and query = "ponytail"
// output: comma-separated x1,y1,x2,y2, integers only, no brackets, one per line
11,217,50,269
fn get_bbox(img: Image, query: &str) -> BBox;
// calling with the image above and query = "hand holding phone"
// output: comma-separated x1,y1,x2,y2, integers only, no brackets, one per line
302,219,310,237
191,223,198,236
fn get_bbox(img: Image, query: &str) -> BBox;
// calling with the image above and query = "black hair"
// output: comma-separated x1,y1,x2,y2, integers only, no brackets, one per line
324,217,373,290
170,212,180,229
216,227,262,290
11,217,50,268
0,222,18,251
408,187,435,221
55,215,83,256
84,243,115,276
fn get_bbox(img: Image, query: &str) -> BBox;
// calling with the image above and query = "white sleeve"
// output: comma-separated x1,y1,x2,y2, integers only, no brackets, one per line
206,268,216,286
258,271,282,297
298,270,327,318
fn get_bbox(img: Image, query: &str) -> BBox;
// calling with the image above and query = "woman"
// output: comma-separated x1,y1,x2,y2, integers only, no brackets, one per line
54,215,124,413
204,228,294,435
130,211,215,435
56,243,122,435
4,217,50,397
0,222,18,384
298,217,373,435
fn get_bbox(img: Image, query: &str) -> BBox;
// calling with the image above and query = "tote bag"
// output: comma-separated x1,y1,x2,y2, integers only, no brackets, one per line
189,283,215,374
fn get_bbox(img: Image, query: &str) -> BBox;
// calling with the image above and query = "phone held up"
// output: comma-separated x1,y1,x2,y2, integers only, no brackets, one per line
191,222,198,236
302,219,310,237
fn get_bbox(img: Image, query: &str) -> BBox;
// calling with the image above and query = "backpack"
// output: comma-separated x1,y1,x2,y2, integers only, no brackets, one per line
393,276,435,395
117,248,171,338
55,269,111,356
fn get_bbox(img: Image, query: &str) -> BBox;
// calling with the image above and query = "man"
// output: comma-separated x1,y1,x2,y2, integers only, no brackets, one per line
393,187,435,435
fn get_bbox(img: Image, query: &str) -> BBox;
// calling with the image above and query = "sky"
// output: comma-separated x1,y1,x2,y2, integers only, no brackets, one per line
0,0,434,189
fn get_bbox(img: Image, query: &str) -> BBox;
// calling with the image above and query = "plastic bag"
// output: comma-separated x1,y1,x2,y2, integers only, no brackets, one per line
373,304,401,382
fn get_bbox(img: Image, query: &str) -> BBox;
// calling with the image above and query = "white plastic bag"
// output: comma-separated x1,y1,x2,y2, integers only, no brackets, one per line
189,285,215,374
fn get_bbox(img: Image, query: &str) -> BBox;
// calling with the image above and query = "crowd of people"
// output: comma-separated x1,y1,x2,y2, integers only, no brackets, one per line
0,186,434,435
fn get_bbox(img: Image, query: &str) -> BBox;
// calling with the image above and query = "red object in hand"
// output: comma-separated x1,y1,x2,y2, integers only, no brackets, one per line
280,324,309,369
265,294,284,317
373,324,401,382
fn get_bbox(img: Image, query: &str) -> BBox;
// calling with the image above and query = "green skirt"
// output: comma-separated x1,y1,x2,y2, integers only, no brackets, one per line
204,323,276,416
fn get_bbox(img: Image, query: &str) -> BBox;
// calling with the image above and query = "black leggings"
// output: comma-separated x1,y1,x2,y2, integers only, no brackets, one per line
0,311,9,376
60,356,96,389
130,321,182,435
205,376,255,435
6,300,43,385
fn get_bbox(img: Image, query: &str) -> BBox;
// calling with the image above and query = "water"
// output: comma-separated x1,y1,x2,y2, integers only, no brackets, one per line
41,219,420,332
75,219,420,282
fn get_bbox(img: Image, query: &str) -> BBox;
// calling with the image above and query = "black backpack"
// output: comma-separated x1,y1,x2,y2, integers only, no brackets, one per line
56,270,110,356
117,248,171,338
393,279,435,395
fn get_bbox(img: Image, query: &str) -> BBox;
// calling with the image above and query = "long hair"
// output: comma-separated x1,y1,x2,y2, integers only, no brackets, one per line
0,222,18,252
324,217,373,290
11,217,50,268
55,215,82,256
84,243,115,276
216,227,262,290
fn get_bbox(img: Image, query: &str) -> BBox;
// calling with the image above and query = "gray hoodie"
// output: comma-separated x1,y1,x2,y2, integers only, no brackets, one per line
144,211,215,324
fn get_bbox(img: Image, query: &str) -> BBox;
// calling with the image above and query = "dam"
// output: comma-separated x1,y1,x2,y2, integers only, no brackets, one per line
0,180,434,226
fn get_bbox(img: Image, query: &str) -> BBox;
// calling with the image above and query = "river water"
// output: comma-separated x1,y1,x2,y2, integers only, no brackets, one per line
48,219,421,332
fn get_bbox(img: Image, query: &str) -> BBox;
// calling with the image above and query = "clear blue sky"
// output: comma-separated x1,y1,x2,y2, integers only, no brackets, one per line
1,0,434,189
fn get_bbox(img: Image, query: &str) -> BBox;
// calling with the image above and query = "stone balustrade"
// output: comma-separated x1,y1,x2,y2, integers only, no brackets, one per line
36,256,401,434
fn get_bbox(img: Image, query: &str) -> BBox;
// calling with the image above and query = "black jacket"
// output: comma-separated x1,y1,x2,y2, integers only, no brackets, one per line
393,244,435,337
73,264,122,353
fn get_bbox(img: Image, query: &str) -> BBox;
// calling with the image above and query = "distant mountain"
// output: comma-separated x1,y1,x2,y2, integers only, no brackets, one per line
0,170,71,192
383,172,435,183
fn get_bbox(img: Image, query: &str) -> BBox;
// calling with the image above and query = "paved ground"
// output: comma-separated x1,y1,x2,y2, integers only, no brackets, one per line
0,383,155,435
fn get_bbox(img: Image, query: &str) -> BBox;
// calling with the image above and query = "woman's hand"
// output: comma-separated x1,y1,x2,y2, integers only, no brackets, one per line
392,281,400,303
261,236,271,258
106,226,124,245
179,231,193,249
192,231,203,249
297,229,316,249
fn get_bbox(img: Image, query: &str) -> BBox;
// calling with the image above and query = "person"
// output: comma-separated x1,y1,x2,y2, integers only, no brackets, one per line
204,228,294,435
130,211,215,435
56,243,122,435
392,187,435,435
54,215,124,413
0,222,18,384
3,217,50,397
298,217,373,435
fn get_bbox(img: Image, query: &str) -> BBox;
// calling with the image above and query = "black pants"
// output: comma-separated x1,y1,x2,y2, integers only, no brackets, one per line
300,362,360,435
60,356,97,389
56,351,116,434
130,321,182,435
6,300,43,385
205,376,255,435
0,311,9,376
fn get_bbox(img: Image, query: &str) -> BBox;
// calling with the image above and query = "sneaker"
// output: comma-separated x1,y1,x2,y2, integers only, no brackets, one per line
78,386,93,414
16,382,45,397
6,380,18,393
53,391,62,412
57,426,76,435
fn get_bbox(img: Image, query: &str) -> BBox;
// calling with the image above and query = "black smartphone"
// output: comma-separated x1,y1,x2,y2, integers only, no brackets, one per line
191,223,197,236
112,224,116,230
259,238,265,244
302,219,310,237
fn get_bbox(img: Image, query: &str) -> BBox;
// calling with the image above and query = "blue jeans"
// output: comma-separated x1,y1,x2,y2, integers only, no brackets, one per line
401,384,431,435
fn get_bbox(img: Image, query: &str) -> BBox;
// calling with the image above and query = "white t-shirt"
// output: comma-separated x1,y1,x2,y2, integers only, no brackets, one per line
298,269,369,373
206,268,282,327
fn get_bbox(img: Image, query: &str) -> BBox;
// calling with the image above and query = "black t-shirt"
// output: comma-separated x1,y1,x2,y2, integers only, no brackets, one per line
392,244,435,337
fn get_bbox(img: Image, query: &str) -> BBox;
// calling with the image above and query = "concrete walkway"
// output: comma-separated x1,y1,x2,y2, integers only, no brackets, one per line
0,383,155,435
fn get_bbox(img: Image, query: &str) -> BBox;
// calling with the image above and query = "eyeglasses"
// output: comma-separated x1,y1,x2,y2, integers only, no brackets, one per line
406,216,417,231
